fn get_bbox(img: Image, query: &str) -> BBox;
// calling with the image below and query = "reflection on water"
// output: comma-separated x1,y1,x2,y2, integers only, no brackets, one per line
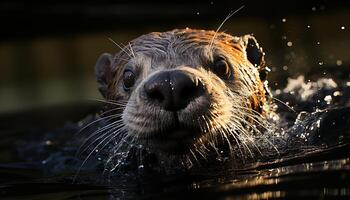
1,118,350,200
144,157,350,199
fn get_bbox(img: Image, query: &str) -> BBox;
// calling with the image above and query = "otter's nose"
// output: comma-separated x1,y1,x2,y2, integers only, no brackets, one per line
143,70,204,111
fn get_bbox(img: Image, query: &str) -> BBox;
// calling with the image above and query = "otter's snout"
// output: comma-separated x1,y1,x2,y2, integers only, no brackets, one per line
143,70,204,111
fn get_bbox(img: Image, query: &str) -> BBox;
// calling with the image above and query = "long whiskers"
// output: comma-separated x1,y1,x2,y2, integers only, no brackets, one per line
75,114,120,136
107,37,132,58
73,124,127,182
270,96,296,113
77,119,125,156
91,98,128,107
209,5,245,50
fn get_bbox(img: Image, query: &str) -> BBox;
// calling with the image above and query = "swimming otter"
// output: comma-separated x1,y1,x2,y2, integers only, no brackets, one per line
93,28,275,167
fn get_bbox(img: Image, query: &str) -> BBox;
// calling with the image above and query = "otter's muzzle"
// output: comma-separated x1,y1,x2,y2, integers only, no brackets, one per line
143,70,205,111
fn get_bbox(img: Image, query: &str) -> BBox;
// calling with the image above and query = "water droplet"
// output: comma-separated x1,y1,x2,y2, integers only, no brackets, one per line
316,120,321,128
138,165,144,169
287,41,293,47
210,1,214,5
312,6,317,11
97,157,102,161
307,25,311,28
318,61,323,66
317,41,321,45
281,35,287,40
341,26,345,30
333,91,342,96
336,60,343,66
41,160,47,164
283,65,288,70
196,12,200,15
324,95,332,104
216,156,223,162
282,18,286,22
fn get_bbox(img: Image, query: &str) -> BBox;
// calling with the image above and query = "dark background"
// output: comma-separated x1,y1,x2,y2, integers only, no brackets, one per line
0,0,349,128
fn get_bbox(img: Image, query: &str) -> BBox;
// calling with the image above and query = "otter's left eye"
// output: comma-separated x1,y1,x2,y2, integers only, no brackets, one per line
123,69,136,91
213,57,231,79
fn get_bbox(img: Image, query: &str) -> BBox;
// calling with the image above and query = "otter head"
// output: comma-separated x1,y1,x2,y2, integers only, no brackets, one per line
95,29,269,157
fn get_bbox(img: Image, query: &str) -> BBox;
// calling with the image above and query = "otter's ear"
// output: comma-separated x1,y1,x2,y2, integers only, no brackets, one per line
242,35,265,67
241,35,268,80
95,53,113,97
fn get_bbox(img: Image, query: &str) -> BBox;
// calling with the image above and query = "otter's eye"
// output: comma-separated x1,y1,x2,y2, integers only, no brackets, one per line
213,57,231,79
122,69,135,91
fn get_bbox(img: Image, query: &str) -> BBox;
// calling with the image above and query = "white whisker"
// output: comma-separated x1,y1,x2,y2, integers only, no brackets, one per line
209,5,245,49
107,37,132,58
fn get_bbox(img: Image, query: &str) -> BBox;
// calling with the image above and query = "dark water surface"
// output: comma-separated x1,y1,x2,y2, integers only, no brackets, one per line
1,146,350,199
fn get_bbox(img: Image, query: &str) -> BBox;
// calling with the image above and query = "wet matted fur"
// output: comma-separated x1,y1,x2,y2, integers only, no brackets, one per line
83,29,279,171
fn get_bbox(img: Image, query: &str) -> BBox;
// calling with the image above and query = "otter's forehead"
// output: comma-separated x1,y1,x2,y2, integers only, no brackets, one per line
128,29,242,68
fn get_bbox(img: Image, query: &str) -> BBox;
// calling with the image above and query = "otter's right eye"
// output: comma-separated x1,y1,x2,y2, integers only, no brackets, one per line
122,69,135,91
213,57,231,79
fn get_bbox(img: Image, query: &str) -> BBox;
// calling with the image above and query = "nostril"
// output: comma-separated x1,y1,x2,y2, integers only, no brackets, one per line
180,83,200,102
171,72,205,111
147,88,165,102
143,71,171,106
180,87,192,101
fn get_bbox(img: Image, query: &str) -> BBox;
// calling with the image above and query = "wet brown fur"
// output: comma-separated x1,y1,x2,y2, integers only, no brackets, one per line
104,29,267,115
